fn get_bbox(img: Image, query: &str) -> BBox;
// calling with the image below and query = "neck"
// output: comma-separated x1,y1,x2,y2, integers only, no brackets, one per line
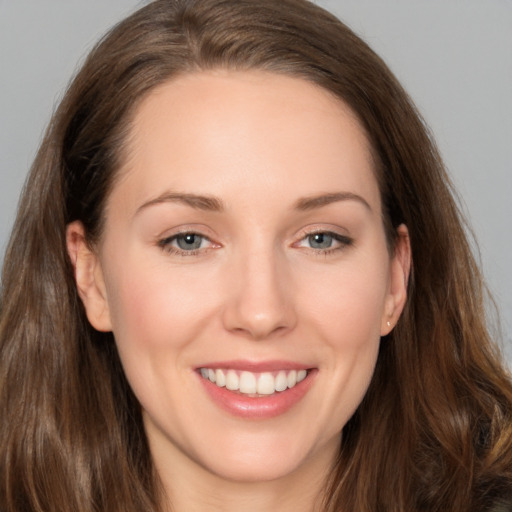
153,438,339,512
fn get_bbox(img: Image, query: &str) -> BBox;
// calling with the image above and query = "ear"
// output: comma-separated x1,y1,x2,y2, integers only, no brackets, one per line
381,224,411,336
66,221,112,332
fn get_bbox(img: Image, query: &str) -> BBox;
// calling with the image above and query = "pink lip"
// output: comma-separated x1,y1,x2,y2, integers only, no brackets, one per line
196,362,317,420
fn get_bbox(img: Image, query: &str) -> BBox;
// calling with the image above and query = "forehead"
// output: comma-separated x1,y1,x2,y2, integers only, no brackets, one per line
110,70,380,215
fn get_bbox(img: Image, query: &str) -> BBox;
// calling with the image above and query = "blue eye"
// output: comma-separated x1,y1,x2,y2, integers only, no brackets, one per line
174,233,205,250
307,233,334,249
296,231,352,253
159,232,211,254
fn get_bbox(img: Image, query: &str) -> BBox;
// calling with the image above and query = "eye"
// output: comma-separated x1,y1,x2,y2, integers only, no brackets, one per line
173,233,207,250
158,232,214,255
307,232,335,249
296,230,352,253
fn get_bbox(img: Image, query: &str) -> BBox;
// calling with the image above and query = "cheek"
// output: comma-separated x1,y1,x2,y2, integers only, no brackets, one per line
295,257,388,430
103,257,219,355
295,247,389,401
297,256,390,345
101,258,221,423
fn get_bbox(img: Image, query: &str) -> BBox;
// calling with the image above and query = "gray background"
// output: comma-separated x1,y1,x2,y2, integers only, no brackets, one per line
1,1,511,362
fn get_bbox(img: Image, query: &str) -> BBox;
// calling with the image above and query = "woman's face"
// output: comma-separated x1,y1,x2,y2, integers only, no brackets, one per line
70,70,409,484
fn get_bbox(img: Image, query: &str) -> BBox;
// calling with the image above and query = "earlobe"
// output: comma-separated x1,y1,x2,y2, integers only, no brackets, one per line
66,221,112,332
381,224,411,336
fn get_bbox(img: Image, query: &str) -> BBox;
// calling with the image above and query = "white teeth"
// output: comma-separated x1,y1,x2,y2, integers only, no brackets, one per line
239,371,257,394
287,370,297,388
200,368,309,395
257,372,275,395
225,370,239,391
215,369,226,387
275,371,288,392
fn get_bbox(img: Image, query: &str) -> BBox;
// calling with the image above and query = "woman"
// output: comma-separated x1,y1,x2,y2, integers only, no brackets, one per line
1,0,511,510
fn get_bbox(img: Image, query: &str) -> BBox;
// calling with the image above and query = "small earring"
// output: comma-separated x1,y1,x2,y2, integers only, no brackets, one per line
387,321,391,327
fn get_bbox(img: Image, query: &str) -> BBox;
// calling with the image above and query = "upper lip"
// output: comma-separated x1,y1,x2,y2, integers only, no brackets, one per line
196,360,313,372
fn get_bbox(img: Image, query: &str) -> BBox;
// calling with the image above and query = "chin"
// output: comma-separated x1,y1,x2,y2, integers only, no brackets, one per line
193,429,335,485
202,453,307,484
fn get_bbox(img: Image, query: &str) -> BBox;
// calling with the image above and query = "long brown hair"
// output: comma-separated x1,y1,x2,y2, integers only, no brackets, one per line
1,1,511,510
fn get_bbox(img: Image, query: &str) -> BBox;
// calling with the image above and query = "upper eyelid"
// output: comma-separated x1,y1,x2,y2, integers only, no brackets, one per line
160,231,210,242
158,232,216,251
296,231,352,244
294,225,352,240
156,224,216,242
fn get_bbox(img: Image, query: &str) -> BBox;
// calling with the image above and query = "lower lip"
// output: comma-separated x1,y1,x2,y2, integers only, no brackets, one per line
198,370,317,419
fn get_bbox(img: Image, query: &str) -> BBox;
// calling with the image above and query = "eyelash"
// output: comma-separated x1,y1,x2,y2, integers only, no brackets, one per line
157,230,353,257
158,232,215,256
295,230,353,255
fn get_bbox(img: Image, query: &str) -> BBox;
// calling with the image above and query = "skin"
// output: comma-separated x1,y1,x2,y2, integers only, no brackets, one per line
67,70,410,512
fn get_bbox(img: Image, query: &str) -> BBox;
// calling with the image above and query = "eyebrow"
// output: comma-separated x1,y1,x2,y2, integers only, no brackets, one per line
135,190,371,216
294,192,372,211
136,192,224,215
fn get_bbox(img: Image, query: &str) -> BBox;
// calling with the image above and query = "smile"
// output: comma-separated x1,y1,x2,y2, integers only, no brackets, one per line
199,368,308,396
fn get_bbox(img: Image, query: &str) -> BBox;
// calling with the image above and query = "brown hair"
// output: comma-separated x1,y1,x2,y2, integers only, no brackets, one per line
1,0,511,510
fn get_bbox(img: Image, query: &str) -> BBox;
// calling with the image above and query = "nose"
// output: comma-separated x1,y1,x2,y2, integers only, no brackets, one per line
222,247,296,340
